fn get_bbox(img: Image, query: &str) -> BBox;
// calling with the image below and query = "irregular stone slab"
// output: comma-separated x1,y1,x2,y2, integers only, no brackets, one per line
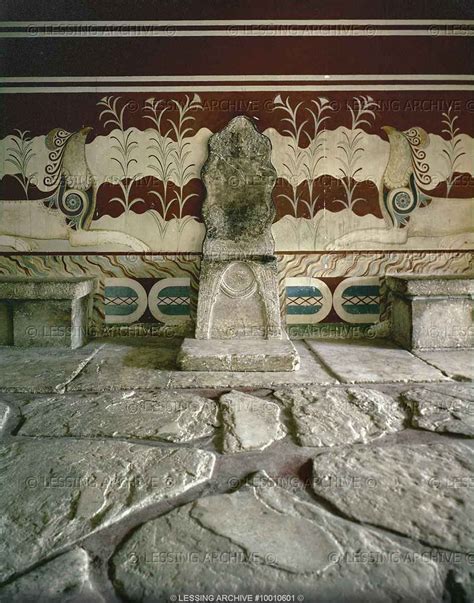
169,341,336,389
0,439,215,582
220,391,285,453
402,386,474,436
0,548,103,602
112,472,443,601
179,338,300,372
312,442,474,552
0,401,10,435
66,338,179,391
0,345,100,393
414,349,474,381
18,390,219,442
307,339,447,383
274,386,405,447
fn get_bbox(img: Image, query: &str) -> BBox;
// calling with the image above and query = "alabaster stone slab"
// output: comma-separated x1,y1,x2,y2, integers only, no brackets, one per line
414,349,474,381
386,274,473,298
0,277,96,300
178,338,300,372
312,442,473,552
274,386,406,447
111,472,443,601
401,386,474,436
0,548,104,603
386,274,473,350
0,277,95,349
220,390,286,452
18,390,219,442
0,438,215,582
307,339,447,383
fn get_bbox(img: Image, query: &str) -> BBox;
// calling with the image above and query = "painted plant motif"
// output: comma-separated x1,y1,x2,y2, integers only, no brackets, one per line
98,96,145,213
439,105,467,198
5,130,37,199
334,95,379,210
272,94,333,217
272,94,334,246
144,94,203,238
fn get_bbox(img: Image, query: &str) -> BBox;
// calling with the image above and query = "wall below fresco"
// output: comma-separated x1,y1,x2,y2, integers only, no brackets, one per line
1,12,473,336
0,251,471,337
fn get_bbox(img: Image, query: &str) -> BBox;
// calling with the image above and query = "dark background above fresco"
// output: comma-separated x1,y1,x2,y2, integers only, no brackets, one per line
1,0,474,21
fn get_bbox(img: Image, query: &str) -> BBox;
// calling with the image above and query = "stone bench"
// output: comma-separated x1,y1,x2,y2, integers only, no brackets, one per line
0,277,96,349
386,274,473,350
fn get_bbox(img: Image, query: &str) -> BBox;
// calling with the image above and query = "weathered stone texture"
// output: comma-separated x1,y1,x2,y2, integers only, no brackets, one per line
0,548,104,603
0,277,96,349
0,401,11,435
201,116,277,258
18,391,219,442
307,339,447,383
220,390,286,452
112,472,444,602
312,442,473,552
386,274,473,350
402,386,474,436
274,386,405,446
0,439,215,582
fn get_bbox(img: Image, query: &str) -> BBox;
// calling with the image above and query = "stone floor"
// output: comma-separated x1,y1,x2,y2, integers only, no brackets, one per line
0,337,472,602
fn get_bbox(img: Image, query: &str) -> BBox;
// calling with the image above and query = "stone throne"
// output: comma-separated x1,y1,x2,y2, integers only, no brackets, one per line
178,116,300,371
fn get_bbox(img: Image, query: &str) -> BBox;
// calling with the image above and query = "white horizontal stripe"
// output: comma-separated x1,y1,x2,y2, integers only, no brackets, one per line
1,28,473,37
1,20,473,26
1,84,473,93
1,75,472,83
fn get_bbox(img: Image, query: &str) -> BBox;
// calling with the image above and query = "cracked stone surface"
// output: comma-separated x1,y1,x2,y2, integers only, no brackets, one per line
0,402,10,435
66,340,334,391
274,386,406,447
66,339,178,391
307,339,448,383
0,439,215,582
17,391,219,442
312,442,474,552
220,391,285,453
0,345,100,393
414,349,474,382
402,386,474,436
0,548,103,603
112,472,444,602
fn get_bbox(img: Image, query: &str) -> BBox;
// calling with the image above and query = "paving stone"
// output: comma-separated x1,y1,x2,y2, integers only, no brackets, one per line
112,472,444,602
0,548,103,602
0,345,100,393
401,386,474,436
312,442,473,552
306,339,448,383
168,341,336,389
414,349,474,381
220,391,285,453
18,391,219,442
274,386,406,447
66,339,179,391
0,402,10,435
0,439,215,582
